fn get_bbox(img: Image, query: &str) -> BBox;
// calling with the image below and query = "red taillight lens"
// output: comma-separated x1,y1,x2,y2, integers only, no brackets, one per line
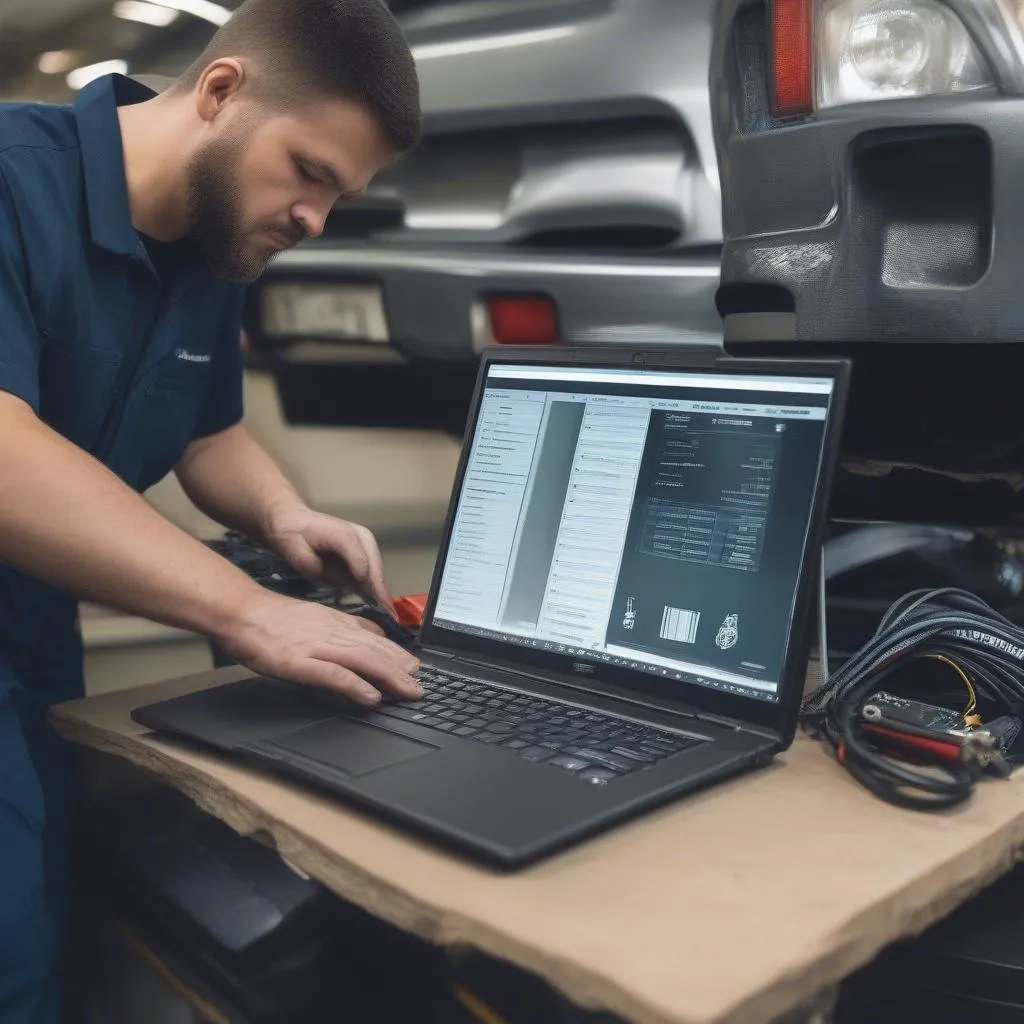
485,295,560,345
771,0,814,118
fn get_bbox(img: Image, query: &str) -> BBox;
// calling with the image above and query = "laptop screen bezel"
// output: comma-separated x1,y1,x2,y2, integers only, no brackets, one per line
417,346,849,743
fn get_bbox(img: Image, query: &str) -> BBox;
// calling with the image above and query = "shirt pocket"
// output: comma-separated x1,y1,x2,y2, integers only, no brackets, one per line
37,340,123,453
133,354,213,491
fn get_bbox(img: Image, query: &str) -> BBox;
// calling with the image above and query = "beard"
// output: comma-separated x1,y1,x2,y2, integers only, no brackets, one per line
184,132,304,285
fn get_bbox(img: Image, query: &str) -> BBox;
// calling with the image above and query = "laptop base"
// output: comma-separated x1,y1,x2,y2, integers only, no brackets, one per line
132,671,775,869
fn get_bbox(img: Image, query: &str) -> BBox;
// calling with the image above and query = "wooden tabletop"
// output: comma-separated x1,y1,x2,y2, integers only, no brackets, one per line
51,667,1024,1024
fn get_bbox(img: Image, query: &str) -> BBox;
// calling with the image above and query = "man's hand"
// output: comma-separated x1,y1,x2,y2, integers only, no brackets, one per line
176,427,398,610
265,504,396,612
221,589,422,706
172,426,415,701
0,400,419,707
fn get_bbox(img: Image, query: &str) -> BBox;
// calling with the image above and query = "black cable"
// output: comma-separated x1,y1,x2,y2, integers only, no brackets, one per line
830,668,974,811
804,587,1024,810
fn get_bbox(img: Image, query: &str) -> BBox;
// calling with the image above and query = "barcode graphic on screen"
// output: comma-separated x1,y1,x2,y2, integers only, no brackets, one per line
660,607,700,644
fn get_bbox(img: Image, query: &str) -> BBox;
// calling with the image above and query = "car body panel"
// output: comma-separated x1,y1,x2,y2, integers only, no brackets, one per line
248,0,726,433
708,0,1024,521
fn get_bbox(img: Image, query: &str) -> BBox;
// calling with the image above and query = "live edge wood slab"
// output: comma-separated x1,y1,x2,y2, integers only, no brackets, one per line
51,667,1024,1024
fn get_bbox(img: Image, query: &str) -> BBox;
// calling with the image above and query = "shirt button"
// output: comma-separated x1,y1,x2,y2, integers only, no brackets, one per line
146,383,156,397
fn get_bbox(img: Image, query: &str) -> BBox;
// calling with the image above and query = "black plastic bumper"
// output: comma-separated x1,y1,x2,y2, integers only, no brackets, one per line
715,94,1024,343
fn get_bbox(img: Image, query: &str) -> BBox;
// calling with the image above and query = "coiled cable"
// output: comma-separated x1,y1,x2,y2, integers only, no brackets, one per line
803,588,1024,810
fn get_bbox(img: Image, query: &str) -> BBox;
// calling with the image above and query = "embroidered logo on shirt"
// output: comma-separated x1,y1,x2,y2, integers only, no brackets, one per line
175,348,212,364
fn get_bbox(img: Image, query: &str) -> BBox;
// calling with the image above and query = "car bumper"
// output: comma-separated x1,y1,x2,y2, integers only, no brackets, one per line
716,93,1024,344
252,245,724,361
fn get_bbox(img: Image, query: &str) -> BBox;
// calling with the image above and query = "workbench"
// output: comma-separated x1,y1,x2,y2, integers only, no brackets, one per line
51,666,1024,1024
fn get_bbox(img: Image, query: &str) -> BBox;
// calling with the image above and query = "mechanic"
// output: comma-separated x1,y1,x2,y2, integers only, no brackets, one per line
0,0,423,1019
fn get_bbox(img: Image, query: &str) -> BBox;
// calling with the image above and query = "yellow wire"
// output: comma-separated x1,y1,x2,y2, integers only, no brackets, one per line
451,983,512,1024
928,654,976,716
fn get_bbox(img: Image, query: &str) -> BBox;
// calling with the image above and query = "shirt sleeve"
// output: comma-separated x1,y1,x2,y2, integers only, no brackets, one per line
0,167,43,412
191,288,247,440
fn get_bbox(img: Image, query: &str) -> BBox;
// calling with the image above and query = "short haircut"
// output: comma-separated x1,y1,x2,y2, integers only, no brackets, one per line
174,0,421,152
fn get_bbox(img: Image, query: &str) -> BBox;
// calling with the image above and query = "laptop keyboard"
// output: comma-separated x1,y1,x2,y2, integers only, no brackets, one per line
374,665,705,786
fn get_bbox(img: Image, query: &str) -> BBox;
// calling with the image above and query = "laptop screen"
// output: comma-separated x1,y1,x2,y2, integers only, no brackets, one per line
430,362,835,704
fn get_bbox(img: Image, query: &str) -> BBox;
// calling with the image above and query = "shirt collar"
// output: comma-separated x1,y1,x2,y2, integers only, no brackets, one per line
74,73,156,258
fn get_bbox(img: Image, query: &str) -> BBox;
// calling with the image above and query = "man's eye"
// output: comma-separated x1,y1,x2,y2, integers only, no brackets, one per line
296,163,318,184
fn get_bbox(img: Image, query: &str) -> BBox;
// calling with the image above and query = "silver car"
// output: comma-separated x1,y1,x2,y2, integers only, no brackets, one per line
249,0,725,432
709,0,1024,524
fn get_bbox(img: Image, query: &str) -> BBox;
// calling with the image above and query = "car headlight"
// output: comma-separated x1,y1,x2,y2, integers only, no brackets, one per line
815,0,992,109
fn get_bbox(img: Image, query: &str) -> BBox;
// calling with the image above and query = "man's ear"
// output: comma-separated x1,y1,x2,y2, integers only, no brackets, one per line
194,58,247,124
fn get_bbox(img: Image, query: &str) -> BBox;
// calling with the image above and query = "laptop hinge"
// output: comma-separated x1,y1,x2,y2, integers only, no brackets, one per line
427,648,775,738
565,345,721,369
432,650,697,718
694,710,748,730
695,711,777,741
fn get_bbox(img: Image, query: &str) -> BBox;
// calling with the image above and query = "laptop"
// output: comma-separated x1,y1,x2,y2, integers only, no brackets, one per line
133,346,849,868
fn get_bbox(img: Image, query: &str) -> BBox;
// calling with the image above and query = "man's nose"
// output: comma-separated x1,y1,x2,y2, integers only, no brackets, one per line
292,202,330,239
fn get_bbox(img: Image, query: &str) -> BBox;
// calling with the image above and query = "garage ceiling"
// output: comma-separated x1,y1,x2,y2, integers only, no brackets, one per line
0,0,407,100
0,0,107,32
0,0,228,100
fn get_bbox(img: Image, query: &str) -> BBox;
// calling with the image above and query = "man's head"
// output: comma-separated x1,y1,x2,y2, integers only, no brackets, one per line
168,0,420,283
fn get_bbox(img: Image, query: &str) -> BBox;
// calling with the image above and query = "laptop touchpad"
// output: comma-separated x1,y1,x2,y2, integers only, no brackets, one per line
269,718,437,776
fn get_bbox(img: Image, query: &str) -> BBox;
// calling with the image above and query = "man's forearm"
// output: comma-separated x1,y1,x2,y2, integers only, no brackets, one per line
0,393,264,639
175,423,306,543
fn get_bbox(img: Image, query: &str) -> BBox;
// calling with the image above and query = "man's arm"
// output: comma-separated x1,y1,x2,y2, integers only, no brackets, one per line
175,423,397,610
0,392,419,704
174,422,305,544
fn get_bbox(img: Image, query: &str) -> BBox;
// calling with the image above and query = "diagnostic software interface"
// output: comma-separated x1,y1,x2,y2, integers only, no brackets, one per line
432,364,834,702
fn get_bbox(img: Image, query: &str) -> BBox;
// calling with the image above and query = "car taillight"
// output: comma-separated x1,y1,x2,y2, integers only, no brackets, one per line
771,0,814,118
481,295,560,346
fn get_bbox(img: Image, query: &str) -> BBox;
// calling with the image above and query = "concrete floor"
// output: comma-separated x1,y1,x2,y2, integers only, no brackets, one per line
82,369,461,695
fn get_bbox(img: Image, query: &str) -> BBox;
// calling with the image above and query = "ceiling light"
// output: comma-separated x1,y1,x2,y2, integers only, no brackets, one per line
114,0,180,26
411,26,576,61
38,51,77,74
66,60,129,91
146,0,232,26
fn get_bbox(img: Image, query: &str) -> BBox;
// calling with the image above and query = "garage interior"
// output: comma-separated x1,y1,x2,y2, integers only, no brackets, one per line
5,1,1024,1023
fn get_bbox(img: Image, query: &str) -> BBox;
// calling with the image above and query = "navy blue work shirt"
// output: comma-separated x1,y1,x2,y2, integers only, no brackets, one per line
0,73,246,697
